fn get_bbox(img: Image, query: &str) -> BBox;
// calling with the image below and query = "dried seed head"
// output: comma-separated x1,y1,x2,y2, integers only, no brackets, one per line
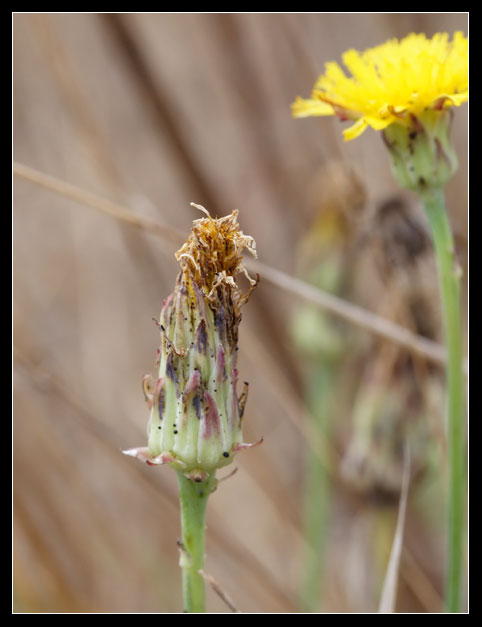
177,204,257,315
123,205,261,478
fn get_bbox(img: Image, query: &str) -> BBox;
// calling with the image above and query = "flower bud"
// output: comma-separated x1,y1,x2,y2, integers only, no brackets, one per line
124,205,261,480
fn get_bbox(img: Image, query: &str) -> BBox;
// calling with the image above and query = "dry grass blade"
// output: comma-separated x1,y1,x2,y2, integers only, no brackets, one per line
401,548,444,612
13,161,463,372
12,161,185,246
378,444,411,613
198,569,242,613
245,258,453,370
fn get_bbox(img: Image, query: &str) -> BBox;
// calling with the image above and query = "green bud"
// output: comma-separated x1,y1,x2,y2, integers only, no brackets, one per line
123,205,261,480
382,109,458,192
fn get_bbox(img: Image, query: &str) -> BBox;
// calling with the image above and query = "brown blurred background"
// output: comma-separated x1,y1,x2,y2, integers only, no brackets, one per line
13,13,468,613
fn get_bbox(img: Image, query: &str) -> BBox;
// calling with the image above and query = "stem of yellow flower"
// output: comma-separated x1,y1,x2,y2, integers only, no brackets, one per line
418,186,466,613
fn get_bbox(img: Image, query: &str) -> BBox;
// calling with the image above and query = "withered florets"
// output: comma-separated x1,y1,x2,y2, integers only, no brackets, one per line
123,204,261,481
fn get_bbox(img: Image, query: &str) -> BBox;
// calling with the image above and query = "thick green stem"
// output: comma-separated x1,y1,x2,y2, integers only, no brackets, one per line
418,186,466,613
176,471,216,613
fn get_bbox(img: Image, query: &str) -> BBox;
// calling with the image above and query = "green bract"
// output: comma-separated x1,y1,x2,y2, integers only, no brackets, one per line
382,110,459,191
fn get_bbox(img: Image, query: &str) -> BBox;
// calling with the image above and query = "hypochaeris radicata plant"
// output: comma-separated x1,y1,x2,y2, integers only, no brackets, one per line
292,31,468,612
124,204,261,612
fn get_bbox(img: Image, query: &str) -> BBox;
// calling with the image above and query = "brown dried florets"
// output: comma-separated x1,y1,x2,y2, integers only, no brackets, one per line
175,204,258,309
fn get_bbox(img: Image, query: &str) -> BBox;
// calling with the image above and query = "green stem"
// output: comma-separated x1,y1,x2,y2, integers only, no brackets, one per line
176,471,216,613
418,186,466,613
300,366,333,612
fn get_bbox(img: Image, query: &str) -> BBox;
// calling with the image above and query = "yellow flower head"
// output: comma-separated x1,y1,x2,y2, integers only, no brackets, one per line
292,32,468,141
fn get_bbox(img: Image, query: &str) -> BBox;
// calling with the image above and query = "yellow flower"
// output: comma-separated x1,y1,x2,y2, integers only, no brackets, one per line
292,32,468,141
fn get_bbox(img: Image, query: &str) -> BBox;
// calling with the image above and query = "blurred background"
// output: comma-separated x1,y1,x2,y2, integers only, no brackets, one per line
13,13,468,613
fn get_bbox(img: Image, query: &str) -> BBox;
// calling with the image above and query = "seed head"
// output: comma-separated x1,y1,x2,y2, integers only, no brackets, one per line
123,205,261,480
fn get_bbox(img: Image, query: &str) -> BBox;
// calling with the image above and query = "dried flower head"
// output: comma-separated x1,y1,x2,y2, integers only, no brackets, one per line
176,204,258,337
123,205,261,481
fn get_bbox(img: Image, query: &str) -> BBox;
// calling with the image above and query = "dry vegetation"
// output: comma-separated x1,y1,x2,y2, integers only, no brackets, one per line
13,13,467,613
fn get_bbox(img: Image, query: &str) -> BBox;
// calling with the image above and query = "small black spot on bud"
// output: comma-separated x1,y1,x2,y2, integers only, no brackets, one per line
173,430,178,434
223,452,229,458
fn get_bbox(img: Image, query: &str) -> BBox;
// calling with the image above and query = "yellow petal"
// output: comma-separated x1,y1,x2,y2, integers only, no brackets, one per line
343,117,368,141
443,92,469,107
365,115,396,131
291,96,335,118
